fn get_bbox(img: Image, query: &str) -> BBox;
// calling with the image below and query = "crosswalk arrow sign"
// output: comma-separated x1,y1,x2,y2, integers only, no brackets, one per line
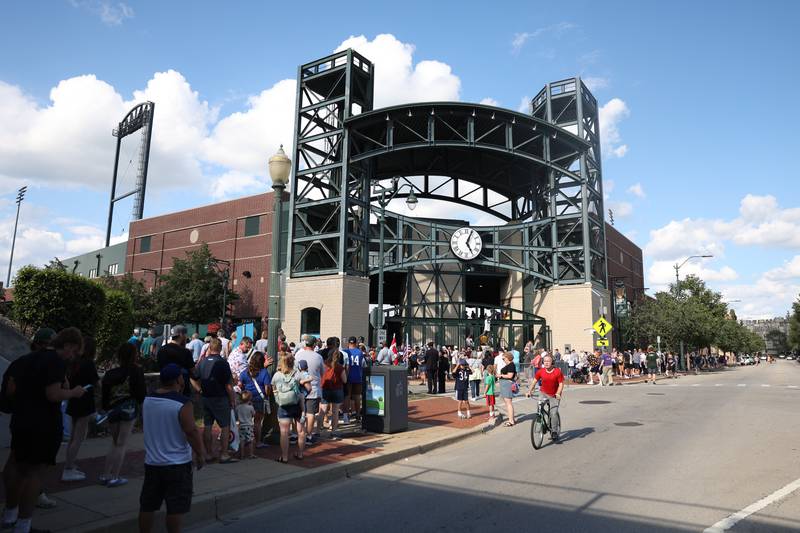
596,339,609,347
593,317,613,337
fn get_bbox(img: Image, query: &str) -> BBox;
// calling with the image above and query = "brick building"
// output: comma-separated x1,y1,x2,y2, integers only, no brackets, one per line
125,191,288,321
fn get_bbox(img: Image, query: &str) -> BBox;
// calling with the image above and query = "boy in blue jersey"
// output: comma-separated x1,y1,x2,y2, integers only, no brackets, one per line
343,337,365,423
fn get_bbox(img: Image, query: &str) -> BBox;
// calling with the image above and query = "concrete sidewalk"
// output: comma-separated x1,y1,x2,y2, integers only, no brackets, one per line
1,396,499,533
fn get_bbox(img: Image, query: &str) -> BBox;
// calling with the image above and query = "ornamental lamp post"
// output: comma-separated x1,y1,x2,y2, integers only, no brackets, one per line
267,145,291,371
373,179,418,346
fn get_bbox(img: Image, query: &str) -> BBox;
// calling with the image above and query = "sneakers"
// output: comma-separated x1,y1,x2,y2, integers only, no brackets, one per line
106,478,128,488
551,431,559,441
36,493,57,509
457,412,465,419
289,434,298,443
61,468,86,482
342,414,350,424
305,435,315,446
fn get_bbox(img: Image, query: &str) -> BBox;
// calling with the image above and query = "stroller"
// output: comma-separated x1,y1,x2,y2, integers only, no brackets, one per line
570,366,588,384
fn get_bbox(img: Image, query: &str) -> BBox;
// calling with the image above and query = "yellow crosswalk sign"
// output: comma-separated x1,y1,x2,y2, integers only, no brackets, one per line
593,317,613,337
596,339,609,347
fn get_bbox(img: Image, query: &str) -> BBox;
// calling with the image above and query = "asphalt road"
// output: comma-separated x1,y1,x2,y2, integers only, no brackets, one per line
192,362,800,533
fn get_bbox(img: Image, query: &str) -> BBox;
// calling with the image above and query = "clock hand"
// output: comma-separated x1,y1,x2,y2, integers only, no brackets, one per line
464,237,474,253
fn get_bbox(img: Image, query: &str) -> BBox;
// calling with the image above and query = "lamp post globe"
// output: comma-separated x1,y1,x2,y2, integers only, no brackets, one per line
267,144,292,371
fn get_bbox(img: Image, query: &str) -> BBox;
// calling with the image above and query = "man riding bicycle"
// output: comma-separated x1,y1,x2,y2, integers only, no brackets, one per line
525,354,564,441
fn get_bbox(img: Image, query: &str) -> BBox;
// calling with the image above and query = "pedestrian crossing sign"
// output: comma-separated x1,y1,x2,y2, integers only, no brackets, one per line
593,317,613,337
596,339,609,347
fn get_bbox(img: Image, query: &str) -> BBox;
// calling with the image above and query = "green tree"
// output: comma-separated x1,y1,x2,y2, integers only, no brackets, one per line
95,289,135,363
152,244,238,325
788,297,800,351
99,273,154,326
11,266,105,336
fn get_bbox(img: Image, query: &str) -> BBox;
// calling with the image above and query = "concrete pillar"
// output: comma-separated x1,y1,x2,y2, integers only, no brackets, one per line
533,283,610,353
282,274,370,344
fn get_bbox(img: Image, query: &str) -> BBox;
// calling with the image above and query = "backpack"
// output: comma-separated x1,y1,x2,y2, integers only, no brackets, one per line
321,364,343,390
275,371,300,407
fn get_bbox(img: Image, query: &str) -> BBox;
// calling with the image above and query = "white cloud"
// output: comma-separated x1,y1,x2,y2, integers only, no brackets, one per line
627,182,645,198
480,97,499,107
607,200,633,219
517,96,531,114
511,23,577,54
583,77,609,91
70,1,134,26
648,260,738,286
720,275,800,320
763,255,800,281
599,98,629,158
335,34,461,107
209,170,265,201
644,218,725,261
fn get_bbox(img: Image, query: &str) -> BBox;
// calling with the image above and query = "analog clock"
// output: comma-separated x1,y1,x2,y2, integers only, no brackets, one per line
450,227,482,261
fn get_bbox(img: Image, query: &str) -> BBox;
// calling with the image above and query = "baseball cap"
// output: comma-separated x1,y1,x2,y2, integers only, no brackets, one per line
170,325,188,337
458,358,467,365
297,359,308,371
32,327,57,344
348,336,358,344
160,363,183,383
304,335,317,346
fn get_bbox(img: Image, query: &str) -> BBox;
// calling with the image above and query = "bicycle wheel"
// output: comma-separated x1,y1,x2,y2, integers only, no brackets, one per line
531,414,545,449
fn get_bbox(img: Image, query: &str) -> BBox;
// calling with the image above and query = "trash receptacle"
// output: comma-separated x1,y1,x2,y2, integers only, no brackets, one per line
362,365,408,433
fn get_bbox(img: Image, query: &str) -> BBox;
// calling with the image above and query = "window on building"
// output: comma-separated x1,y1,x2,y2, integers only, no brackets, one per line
620,251,624,264
89,268,97,278
244,215,260,237
108,263,119,275
140,235,151,253
301,307,321,336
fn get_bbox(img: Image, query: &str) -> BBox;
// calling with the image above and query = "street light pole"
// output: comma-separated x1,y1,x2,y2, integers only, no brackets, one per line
6,186,27,287
373,178,418,346
674,254,713,370
267,145,291,369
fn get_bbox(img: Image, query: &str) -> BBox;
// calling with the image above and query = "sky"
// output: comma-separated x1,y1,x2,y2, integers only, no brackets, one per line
0,0,798,319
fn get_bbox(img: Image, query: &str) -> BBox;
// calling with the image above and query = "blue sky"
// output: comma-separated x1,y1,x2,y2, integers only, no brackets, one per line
1,0,799,318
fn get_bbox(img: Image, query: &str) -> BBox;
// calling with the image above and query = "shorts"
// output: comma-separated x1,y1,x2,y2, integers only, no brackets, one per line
11,427,61,466
202,396,231,428
139,462,193,515
239,424,254,443
304,397,320,415
347,382,363,399
252,397,265,413
321,388,344,404
456,389,468,401
590,366,600,374
486,394,495,406
647,367,658,374
277,403,302,421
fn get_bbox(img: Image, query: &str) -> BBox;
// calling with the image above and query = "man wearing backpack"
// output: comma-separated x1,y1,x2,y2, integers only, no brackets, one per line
294,336,324,445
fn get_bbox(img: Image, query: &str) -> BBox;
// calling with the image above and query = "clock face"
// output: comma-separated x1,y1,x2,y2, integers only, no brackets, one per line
450,227,482,261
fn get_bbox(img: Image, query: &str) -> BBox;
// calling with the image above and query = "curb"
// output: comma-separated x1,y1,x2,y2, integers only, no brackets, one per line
64,421,498,533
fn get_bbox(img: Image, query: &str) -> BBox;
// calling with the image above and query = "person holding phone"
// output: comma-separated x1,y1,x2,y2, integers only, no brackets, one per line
62,335,99,482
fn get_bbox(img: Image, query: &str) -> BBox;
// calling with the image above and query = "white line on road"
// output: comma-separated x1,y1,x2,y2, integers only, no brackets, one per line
703,477,800,532
788,385,798,389
714,384,723,387
692,384,700,387
737,384,746,387
761,384,771,387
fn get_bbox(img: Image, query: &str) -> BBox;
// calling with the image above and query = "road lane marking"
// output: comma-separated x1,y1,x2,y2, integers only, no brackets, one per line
761,384,771,387
714,384,723,387
703,476,800,532
788,385,798,389
737,384,746,387
691,384,700,387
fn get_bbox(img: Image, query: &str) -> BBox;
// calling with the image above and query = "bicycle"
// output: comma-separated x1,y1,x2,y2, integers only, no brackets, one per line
530,396,561,450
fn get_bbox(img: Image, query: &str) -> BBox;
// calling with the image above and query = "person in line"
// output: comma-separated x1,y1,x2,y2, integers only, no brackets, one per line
255,330,269,354
294,336,324,445
227,336,254,387
646,346,659,384
498,352,517,427
138,364,206,533
526,354,564,441
272,355,306,463
186,333,204,363
62,335,99,482
239,351,271,448
1,327,85,533
191,338,237,463
468,353,482,401
320,339,347,439
101,342,146,487
587,350,600,385
376,341,391,365
156,326,194,397
424,342,438,394
236,392,256,460
484,364,497,420
600,350,614,387
343,336,365,423
454,358,472,419
437,347,449,393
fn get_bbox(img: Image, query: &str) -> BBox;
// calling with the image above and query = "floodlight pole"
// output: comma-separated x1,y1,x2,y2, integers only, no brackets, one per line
6,186,27,287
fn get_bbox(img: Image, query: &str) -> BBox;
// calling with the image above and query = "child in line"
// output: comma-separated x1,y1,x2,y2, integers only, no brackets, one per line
290,359,313,445
484,364,496,420
237,391,256,459
454,358,472,419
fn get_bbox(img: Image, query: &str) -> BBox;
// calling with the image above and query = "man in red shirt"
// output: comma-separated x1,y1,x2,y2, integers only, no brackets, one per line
526,354,564,440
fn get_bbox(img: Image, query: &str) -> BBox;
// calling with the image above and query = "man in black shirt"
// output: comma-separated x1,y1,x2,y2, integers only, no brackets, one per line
424,342,438,394
191,338,236,463
3,327,86,533
157,325,194,397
